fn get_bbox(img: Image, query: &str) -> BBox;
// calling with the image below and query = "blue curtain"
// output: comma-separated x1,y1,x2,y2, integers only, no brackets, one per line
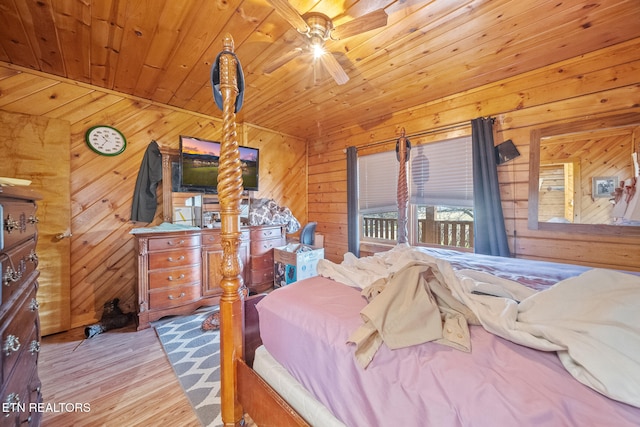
471,118,511,257
346,146,360,256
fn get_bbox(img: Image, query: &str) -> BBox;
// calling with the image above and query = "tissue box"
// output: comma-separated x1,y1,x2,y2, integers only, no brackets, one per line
274,244,324,288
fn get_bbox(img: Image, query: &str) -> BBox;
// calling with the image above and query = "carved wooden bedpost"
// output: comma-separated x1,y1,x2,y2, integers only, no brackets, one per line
217,33,245,427
397,128,410,244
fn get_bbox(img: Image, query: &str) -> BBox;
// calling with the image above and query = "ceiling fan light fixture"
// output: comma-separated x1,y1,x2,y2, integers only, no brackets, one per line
264,1,388,85
310,36,325,58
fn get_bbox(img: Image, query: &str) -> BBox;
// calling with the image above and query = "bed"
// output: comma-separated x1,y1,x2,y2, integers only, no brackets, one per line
251,246,640,426
213,34,640,426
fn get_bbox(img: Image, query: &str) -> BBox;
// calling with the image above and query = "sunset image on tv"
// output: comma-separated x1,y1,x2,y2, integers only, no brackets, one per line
179,136,259,192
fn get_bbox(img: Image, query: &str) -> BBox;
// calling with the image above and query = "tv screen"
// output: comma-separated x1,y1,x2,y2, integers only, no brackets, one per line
179,135,259,193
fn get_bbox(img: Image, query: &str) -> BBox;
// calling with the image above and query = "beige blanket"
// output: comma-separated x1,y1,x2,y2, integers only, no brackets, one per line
347,261,479,368
451,267,640,408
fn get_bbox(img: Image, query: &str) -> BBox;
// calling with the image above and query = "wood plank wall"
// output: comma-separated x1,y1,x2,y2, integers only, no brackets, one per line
309,37,640,272
0,63,306,330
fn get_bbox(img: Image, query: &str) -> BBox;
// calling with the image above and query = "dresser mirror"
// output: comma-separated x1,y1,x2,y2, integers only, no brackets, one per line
528,112,640,235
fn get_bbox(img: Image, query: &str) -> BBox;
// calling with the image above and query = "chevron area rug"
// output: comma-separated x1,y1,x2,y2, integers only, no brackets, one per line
153,308,222,427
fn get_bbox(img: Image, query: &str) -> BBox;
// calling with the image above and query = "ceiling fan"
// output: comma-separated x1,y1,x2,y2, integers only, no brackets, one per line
264,0,388,85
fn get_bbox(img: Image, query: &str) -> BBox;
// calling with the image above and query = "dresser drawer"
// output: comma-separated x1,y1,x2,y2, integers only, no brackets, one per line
1,201,38,249
149,284,200,310
1,284,39,385
250,237,284,256
9,318,39,381
250,226,283,241
250,252,274,270
148,266,201,290
201,229,249,248
249,266,275,285
1,237,38,305
1,345,39,425
201,230,221,247
147,234,200,252
148,248,200,270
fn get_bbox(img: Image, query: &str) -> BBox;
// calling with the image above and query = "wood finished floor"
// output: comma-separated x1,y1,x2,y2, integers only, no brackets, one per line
39,324,202,427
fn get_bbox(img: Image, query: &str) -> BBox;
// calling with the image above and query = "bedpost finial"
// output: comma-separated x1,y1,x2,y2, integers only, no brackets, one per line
223,33,234,52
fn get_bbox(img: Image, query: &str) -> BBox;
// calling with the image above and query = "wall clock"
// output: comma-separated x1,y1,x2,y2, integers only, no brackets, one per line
85,125,127,156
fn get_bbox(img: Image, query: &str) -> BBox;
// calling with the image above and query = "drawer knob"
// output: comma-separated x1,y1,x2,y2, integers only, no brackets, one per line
28,249,38,264
3,214,19,234
29,340,40,355
167,255,185,262
168,274,185,281
168,292,186,300
29,298,40,312
3,266,22,286
167,239,185,246
3,335,20,356
4,392,20,416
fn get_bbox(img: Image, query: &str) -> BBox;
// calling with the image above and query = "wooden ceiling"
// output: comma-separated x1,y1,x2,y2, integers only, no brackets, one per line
1,0,639,139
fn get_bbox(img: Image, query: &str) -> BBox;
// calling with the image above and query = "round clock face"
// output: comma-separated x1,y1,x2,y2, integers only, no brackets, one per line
85,125,127,156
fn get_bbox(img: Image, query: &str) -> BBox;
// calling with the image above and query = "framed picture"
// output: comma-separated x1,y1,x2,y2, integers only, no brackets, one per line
592,176,618,198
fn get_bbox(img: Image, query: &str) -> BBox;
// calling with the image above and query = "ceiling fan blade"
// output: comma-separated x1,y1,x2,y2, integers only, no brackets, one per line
330,8,388,40
263,47,304,74
319,53,349,85
266,0,309,33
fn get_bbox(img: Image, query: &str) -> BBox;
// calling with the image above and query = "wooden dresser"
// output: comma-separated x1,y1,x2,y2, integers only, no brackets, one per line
0,187,42,426
135,229,203,330
249,225,285,293
134,224,284,329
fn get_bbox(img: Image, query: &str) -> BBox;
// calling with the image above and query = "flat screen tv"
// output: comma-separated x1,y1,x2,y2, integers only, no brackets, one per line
179,135,259,193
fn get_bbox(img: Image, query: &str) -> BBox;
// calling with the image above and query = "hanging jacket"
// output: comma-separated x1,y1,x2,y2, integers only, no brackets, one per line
131,140,162,223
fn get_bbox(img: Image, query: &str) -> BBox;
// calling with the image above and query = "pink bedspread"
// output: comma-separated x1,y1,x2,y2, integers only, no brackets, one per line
257,250,640,426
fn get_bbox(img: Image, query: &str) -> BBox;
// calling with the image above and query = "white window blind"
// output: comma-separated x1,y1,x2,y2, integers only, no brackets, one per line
358,150,398,214
410,136,473,207
358,136,473,214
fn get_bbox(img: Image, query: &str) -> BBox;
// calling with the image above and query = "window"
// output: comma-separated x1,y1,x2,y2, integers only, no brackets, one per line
358,136,474,248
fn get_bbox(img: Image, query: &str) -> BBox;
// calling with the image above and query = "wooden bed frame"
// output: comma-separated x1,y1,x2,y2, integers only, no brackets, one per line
215,34,310,426
216,33,410,426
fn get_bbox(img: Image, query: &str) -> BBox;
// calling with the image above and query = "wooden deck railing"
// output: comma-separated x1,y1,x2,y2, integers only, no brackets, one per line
362,217,474,248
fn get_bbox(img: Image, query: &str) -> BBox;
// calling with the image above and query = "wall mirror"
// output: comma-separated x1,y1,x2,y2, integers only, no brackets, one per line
528,112,640,235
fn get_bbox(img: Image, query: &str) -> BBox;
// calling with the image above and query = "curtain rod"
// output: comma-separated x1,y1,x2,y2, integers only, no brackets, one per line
353,121,471,151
